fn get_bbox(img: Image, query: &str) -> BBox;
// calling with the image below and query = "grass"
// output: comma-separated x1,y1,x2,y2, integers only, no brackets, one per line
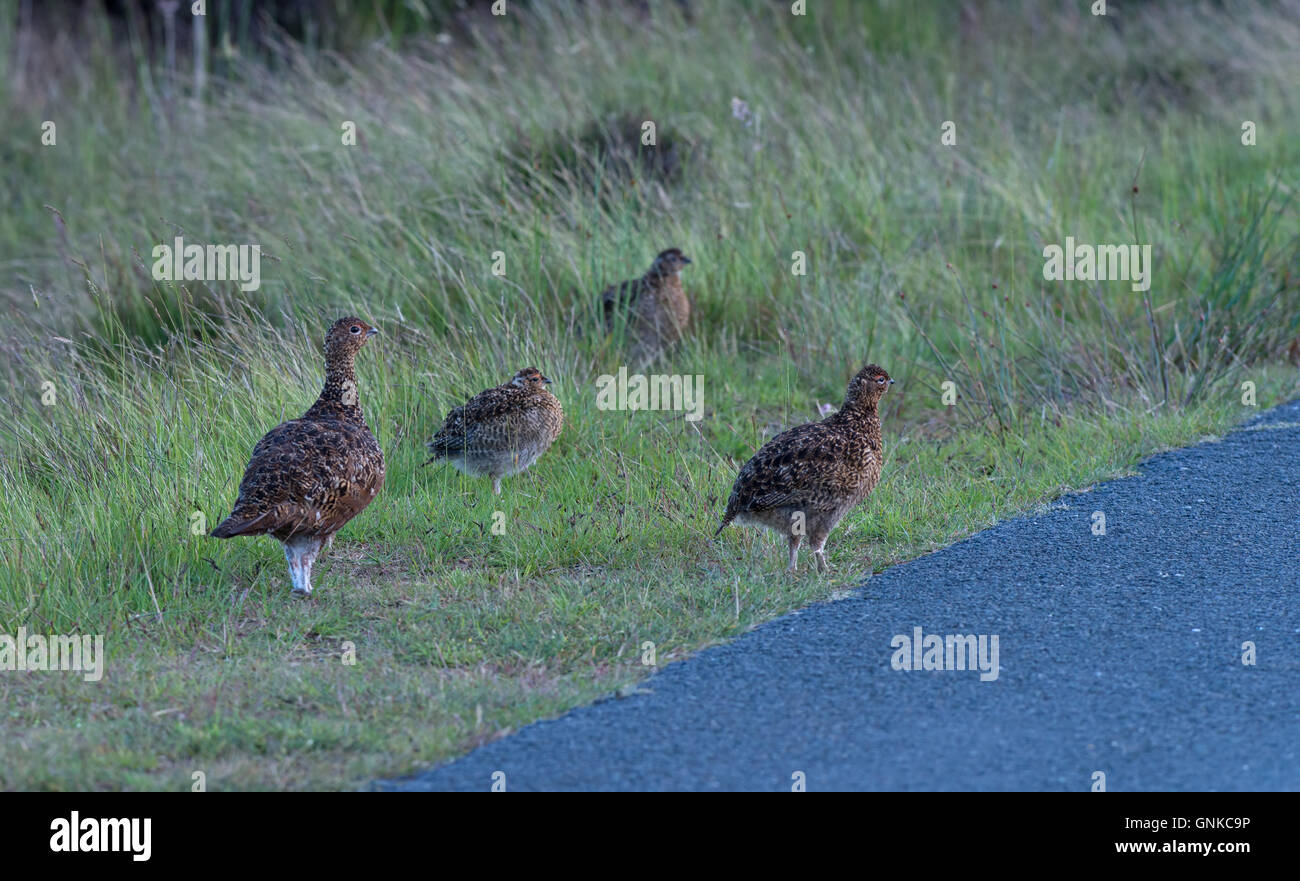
1,0,1298,789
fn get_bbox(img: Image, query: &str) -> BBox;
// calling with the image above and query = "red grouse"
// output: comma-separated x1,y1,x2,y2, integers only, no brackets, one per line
211,317,385,596
717,364,894,573
425,367,564,495
600,248,692,367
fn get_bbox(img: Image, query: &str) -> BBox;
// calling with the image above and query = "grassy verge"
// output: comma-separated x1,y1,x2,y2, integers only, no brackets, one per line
1,0,1298,789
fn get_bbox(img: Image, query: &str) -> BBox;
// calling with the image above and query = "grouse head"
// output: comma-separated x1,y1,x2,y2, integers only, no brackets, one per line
509,367,554,392
648,248,692,278
325,317,379,364
844,363,894,408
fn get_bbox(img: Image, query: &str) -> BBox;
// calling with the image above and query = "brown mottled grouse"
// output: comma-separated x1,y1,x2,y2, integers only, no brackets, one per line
716,364,894,573
425,367,564,495
211,317,385,596
601,247,692,367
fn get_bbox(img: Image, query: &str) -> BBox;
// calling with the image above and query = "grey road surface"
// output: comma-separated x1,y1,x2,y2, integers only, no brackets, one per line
379,400,1300,791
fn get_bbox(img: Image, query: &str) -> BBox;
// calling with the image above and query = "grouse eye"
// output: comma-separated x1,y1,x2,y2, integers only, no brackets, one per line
349,325,362,335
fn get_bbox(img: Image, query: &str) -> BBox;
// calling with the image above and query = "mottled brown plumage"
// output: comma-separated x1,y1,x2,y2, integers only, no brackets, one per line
717,364,894,573
426,367,564,495
601,248,692,367
211,317,385,596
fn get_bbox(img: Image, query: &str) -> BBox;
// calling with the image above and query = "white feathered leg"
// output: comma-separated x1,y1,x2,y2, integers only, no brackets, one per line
284,535,325,596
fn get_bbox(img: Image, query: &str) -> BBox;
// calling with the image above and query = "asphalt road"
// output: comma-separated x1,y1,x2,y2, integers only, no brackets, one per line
378,400,1300,791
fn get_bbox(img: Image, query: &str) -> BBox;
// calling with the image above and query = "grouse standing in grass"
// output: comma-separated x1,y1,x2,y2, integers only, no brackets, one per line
211,317,385,597
601,247,692,367
425,367,564,495
716,364,894,573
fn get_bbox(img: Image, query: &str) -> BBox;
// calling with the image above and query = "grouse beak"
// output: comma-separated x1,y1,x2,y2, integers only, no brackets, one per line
542,375,553,385
366,327,380,337
681,256,692,264
889,378,895,385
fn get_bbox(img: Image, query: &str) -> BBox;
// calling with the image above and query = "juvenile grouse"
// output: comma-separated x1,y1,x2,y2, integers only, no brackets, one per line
600,247,692,367
211,317,386,596
425,367,564,495
716,364,894,573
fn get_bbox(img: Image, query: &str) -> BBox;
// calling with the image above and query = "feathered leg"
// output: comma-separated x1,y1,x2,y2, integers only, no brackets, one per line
284,535,325,596
283,541,306,595
812,535,832,573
